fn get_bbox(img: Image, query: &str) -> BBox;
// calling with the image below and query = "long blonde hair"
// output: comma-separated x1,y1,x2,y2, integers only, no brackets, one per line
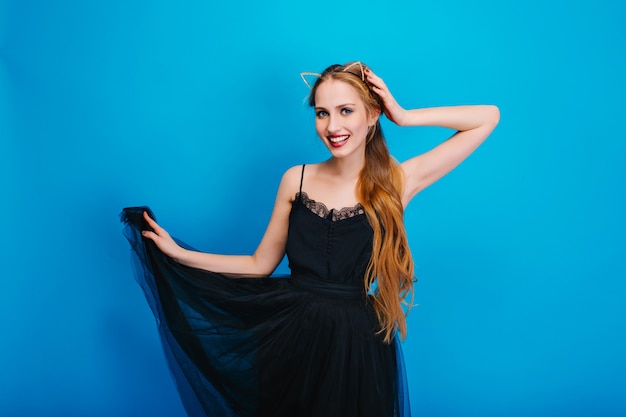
308,63,415,343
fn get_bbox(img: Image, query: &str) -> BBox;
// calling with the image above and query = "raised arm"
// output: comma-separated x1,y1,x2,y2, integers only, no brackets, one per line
365,68,500,205
141,166,302,276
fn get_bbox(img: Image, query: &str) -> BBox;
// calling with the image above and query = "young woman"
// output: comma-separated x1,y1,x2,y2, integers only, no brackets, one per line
121,61,499,417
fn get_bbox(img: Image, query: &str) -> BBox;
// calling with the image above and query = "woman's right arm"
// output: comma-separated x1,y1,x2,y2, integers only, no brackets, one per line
141,166,302,276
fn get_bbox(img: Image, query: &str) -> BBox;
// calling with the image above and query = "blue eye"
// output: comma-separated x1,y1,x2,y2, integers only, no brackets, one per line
341,108,353,115
316,110,328,117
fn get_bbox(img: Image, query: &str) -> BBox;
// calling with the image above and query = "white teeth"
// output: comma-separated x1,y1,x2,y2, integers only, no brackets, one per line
329,135,349,143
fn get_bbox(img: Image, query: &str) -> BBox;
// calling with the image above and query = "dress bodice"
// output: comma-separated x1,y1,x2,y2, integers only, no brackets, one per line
286,192,373,290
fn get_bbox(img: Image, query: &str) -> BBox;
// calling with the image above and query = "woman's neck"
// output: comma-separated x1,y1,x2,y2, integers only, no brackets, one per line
324,154,365,180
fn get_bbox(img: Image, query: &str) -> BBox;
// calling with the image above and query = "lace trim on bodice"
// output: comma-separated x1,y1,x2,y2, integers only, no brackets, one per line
296,192,365,221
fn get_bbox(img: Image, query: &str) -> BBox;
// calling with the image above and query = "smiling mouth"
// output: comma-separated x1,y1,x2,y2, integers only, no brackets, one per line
328,135,349,145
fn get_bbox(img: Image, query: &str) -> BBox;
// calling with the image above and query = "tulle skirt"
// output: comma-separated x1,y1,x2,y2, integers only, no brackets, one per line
121,207,411,417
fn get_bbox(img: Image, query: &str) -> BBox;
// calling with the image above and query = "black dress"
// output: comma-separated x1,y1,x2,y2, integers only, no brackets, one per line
121,166,411,417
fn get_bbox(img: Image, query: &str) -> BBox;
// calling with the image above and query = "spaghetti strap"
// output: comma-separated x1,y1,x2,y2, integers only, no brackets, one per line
299,164,306,194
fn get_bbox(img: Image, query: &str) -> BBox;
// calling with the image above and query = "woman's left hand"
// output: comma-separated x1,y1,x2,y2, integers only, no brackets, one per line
365,68,407,126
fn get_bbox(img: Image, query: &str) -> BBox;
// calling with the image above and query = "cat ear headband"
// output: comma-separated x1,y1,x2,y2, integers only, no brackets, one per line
300,61,365,89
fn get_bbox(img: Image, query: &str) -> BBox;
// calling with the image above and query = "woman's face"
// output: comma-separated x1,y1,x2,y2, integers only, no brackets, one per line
313,79,377,159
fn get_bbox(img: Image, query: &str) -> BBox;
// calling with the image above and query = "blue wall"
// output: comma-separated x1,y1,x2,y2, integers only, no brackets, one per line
1,1,624,416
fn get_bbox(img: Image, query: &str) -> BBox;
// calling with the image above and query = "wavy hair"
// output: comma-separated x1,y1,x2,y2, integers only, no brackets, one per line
308,62,415,343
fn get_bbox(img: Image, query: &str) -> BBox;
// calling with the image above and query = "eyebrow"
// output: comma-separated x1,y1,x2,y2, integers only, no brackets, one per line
315,103,356,110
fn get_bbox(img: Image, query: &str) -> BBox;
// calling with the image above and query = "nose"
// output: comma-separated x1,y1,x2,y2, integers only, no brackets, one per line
326,113,339,133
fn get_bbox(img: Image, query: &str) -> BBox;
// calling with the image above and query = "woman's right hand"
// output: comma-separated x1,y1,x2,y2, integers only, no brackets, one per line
141,211,186,262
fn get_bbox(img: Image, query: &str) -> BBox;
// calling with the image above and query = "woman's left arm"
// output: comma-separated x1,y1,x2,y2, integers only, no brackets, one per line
365,68,500,205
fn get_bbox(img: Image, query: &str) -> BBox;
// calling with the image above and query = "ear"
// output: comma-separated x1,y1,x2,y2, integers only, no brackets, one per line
368,109,381,127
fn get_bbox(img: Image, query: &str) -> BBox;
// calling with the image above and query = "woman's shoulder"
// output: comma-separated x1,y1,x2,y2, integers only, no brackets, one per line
281,165,303,185
279,163,323,199
278,165,307,199
281,163,323,181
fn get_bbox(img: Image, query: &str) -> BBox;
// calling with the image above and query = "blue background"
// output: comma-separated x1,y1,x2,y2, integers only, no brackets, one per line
1,1,624,416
